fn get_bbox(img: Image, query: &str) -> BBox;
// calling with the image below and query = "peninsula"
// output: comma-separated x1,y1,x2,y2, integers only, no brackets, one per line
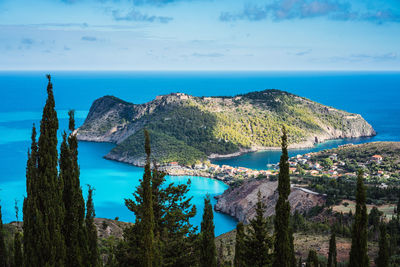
76,89,376,169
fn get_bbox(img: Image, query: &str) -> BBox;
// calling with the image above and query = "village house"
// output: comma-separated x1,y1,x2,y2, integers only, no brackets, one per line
298,158,308,165
329,153,338,161
194,163,207,170
289,161,298,167
371,155,383,164
312,162,322,171
208,164,220,172
168,162,179,167
328,170,338,175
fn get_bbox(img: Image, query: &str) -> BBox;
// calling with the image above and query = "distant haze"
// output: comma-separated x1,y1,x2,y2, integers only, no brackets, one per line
0,0,399,70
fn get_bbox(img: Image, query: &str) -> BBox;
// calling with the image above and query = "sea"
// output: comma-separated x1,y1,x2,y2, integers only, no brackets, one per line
0,71,399,236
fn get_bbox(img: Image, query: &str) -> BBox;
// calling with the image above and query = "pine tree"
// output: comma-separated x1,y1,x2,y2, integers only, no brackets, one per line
327,232,337,267
13,232,23,267
349,170,369,267
0,205,6,267
199,195,217,267
306,250,318,267
23,75,66,266
244,191,272,267
119,130,198,267
273,127,294,267
61,111,86,267
86,185,100,267
234,222,246,267
375,223,389,267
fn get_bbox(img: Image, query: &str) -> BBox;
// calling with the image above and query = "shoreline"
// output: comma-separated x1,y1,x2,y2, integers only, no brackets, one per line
84,133,377,184
207,135,376,160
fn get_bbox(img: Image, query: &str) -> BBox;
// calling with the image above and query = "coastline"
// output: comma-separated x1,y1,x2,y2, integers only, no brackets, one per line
100,134,373,185
72,125,378,189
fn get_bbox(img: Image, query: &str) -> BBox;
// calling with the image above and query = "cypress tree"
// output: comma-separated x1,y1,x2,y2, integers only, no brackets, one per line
13,232,23,267
61,111,86,267
23,125,39,266
23,75,66,266
327,232,337,267
349,170,369,267
234,222,246,267
199,195,217,267
306,250,318,267
273,127,294,267
244,191,272,267
142,130,155,267
0,205,6,267
375,223,389,267
85,185,100,267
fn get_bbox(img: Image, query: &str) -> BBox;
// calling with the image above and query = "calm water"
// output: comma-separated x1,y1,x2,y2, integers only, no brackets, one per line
1,71,399,235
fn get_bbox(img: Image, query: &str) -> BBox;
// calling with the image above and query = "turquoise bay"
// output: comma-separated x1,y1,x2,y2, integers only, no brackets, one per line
1,71,400,235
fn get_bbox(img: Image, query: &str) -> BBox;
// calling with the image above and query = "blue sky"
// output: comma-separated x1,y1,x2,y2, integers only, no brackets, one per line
0,0,399,70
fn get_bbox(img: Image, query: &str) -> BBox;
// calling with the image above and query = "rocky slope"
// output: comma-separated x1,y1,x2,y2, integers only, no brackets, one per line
76,90,375,166
214,178,326,223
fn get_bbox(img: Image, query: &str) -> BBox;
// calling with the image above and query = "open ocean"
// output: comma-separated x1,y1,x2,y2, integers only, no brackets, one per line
0,71,399,235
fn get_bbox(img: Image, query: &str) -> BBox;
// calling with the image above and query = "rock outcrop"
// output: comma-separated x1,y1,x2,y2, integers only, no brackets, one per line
214,179,326,223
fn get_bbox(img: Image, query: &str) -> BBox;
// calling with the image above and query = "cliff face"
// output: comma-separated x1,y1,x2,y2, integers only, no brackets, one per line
76,90,376,166
214,179,326,223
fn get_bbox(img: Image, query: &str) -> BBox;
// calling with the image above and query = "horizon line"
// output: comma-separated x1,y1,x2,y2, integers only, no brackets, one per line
0,69,400,72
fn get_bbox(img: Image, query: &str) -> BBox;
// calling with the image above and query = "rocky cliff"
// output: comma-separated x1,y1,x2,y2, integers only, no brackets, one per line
76,90,376,166
214,179,326,223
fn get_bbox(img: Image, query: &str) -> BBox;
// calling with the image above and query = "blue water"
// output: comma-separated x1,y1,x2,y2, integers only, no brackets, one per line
1,71,399,235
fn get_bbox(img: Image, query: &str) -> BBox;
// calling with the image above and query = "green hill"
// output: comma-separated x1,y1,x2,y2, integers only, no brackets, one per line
77,89,375,166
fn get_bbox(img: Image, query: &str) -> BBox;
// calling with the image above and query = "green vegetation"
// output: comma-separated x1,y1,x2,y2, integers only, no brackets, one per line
376,223,389,267
327,232,337,267
294,174,400,207
200,195,217,267
80,89,374,165
310,142,400,176
306,250,319,267
117,129,198,266
110,129,207,166
349,171,370,267
61,111,88,267
244,191,272,267
13,232,22,267
86,186,100,267
273,127,295,267
20,75,99,267
23,75,66,266
233,222,245,267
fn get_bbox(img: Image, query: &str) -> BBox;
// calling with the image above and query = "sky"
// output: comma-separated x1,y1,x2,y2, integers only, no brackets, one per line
0,0,399,70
